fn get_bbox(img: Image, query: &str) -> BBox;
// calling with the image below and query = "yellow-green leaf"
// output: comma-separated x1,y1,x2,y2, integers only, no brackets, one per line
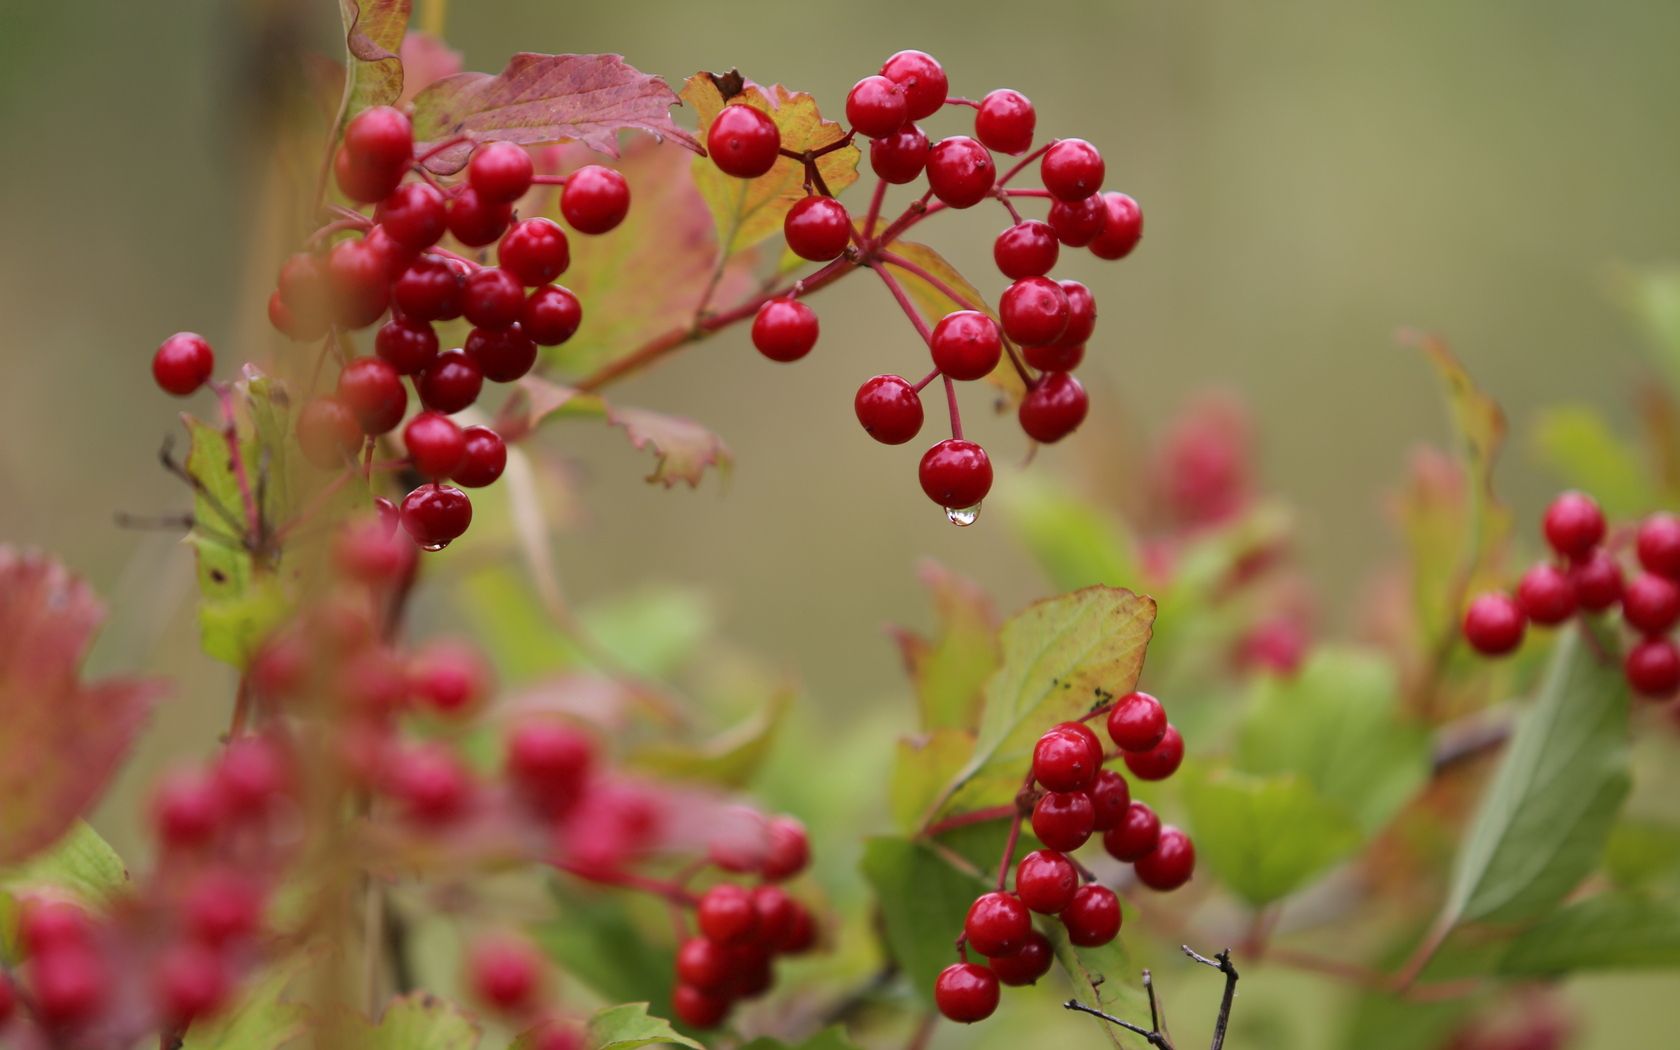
883,240,1026,400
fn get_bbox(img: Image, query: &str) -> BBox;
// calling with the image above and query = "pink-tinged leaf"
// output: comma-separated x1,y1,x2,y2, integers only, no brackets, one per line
397,31,462,106
888,561,1001,734
412,53,701,173
495,375,606,444
610,405,733,489
0,548,164,864
339,0,412,115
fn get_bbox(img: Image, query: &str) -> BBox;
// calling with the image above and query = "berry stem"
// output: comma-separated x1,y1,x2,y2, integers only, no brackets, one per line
529,174,569,186
942,96,981,109
306,216,373,249
871,260,934,345
876,250,1036,387
943,375,964,440
919,803,1016,838
993,808,1023,892
413,133,471,167
862,179,889,239
875,190,940,246
997,142,1054,187
558,864,702,907
994,189,1024,224
911,367,940,394
426,246,486,271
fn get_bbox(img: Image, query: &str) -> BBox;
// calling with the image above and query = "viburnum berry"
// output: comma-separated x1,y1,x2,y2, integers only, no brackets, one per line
334,515,414,587
1123,724,1184,781
870,124,929,183
19,900,93,956
343,106,412,172
930,310,1003,381
974,88,1035,154
448,188,515,248
337,356,407,435
989,930,1054,987
1622,572,1680,634
1515,563,1576,625
964,891,1030,956
297,396,363,469
560,165,631,234
1024,341,1084,372
1000,276,1070,345
183,867,264,947
1089,192,1144,260
499,218,571,286
29,944,110,1028
1040,138,1105,201
410,640,489,716
676,937,731,991
335,142,404,204
152,332,215,396
1088,769,1132,831
394,256,466,321
1541,490,1606,560
1031,789,1095,852
363,223,418,279
1625,637,1680,698
751,298,820,362
993,220,1059,279
1637,513,1680,579
707,104,781,178
523,285,584,346
469,937,543,1013
419,348,485,413
335,645,408,716
0,968,15,1026
1015,848,1078,914
156,941,230,1026
919,439,993,509
214,735,290,818
1106,691,1167,752
880,50,948,119
468,142,535,203
405,411,467,478
752,884,797,946
846,74,908,138
783,196,852,261
375,317,440,374
696,884,758,945
375,182,447,250
1019,372,1089,444
1048,195,1108,247
854,374,924,444
1032,722,1102,791
1134,825,1196,890
934,962,998,1024
1463,593,1526,655
152,768,224,850
1103,800,1162,862
400,484,473,549
277,252,331,336
762,815,812,881
466,323,538,383
1058,280,1097,345
387,743,473,823
1061,884,1121,946
326,238,391,328
672,984,731,1029
453,426,508,488
505,719,593,815
1571,549,1624,610
926,136,996,209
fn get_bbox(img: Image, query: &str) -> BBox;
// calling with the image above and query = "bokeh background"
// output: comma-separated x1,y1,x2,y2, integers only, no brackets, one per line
2,1,1678,1047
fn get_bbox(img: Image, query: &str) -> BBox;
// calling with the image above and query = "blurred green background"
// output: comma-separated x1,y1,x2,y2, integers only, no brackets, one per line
2,1,1678,1047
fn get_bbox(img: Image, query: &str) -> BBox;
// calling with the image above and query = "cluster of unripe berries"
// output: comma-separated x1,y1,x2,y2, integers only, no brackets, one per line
1463,491,1680,699
705,50,1141,520
152,104,633,550
933,691,1193,1024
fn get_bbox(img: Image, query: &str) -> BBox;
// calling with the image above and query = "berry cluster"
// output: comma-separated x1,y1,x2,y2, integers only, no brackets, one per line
1463,491,1680,699
706,50,1141,522
934,692,1194,1024
152,106,631,551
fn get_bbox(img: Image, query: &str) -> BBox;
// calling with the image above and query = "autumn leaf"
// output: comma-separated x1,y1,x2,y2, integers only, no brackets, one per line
397,30,462,106
412,54,701,173
339,1,412,115
0,548,164,864
885,240,1026,401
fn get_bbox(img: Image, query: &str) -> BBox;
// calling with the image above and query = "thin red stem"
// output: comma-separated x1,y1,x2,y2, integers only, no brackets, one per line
1004,187,1053,199
995,811,1024,891
943,96,981,109
944,375,964,440
997,143,1053,187
306,216,372,249
872,263,934,345
426,246,484,271
558,865,701,906
995,190,1023,224
911,367,940,393
921,803,1016,838
530,174,569,186
876,190,941,246
414,134,471,166
862,179,889,239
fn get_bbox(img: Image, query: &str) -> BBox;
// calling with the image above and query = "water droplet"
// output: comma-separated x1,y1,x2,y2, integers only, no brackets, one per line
419,541,449,552
945,503,981,527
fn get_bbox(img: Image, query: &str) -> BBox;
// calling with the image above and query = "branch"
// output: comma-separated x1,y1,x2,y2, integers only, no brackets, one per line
1064,947,1241,1050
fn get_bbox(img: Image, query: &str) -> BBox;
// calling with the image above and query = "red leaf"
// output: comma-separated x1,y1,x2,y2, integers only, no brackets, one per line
412,53,702,173
0,548,163,864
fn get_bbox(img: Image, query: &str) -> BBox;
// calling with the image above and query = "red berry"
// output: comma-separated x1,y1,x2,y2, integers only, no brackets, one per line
326,238,391,328
337,356,407,435
870,125,929,184
752,885,797,947
1049,195,1109,247
411,640,489,716
462,267,526,329
362,223,418,279
335,143,403,203
344,106,412,170
880,51,948,120
30,945,109,1027
930,310,1003,381
466,324,538,383
1625,637,1680,698
975,89,1035,154
926,136,996,209
854,374,924,444
964,891,1030,956
919,439,993,509
727,943,774,1000
468,142,534,203
708,104,781,179
1000,276,1070,345
993,220,1059,279
1024,342,1085,372
20,900,93,956
751,298,820,362
1062,884,1122,947
1123,725,1184,782
183,867,264,946
394,256,466,321
1019,373,1089,444
277,252,331,336
1134,825,1195,890
499,218,570,286
152,333,214,396
780,901,817,954
453,425,507,488
1058,280,1097,345
676,937,731,991
1571,549,1625,611
1623,572,1680,634
561,165,631,234
156,942,230,1025
388,743,472,822
214,735,290,817
523,285,584,346
1089,192,1143,260
1463,593,1527,655
763,815,811,881
505,720,593,815
152,769,224,849
375,317,440,374
400,484,473,549
846,75,908,138
1032,790,1095,852
336,514,413,586
1015,849,1078,914
469,937,542,1012
1103,801,1162,862
375,182,446,249
0,969,15,1026
783,196,852,261
419,348,485,414
934,962,998,1023
1542,491,1606,559
1107,692,1167,752
672,984,730,1029
696,884,758,945
1032,722,1103,792
1041,139,1105,202
448,188,515,248
1088,769,1132,831
297,396,363,469
988,930,1053,987
1638,513,1680,579
1516,563,1577,625
404,411,467,478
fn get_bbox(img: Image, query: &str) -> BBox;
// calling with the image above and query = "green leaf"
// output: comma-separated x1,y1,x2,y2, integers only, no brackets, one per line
934,587,1156,821
1500,893,1680,975
1183,767,1362,906
1615,266,1680,391
0,821,126,903
583,1002,703,1050
859,836,986,1005
884,242,1025,400
1236,648,1429,835
739,1028,858,1050
1532,406,1656,520
339,1,412,116
536,880,675,1009
181,957,311,1050
996,474,1141,592
629,688,791,787
1605,818,1680,889
888,561,999,733
888,730,974,835
331,993,482,1049
1438,628,1631,928
1049,928,1150,1050
580,587,713,680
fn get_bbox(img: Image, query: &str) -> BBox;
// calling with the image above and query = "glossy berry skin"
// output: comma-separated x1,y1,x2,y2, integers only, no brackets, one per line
854,374,924,444
934,962,998,1024
463,267,526,330
1025,341,1084,372
676,937,731,991
751,298,819,362
930,310,1003,381
399,485,473,549
926,136,996,209
388,744,471,823
153,333,214,396
335,516,413,587
1088,769,1132,831
505,720,593,814
466,324,538,382
1015,848,1078,914
343,106,412,171
30,945,110,1028
1625,637,1680,698
1032,789,1095,852
1107,692,1167,752
881,50,948,119
1041,138,1105,201
993,220,1059,279
1515,563,1577,625
1019,372,1089,444
708,104,781,178
975,89,1035,154
1089,192,1144,260
870,125,929,183
671,984,729,1029
919,439,993,509
363,223,418,279
561,165,631,233
404,411,467,478
447,188,515,248
989,930,1054,987
1134,825,1195,890
454,426,507,488
1542,491,1605,559
784,196,852,261
153,769,224,849
1637,513,1680,579
215,736,290,817
1032,722,1103,792
1622,572,1680,635
846,75,908,138
1124,724,1184,782
418,349,484,414
1048,195,1108,247
326,238,391,328
1103,801,1162,862
696,884,758,945
1058,280,1097,345
337,357,407,435
523,285,584,345
1061,884,1121,947
375,317,440,374
763,815,812,881
375,182,446,249
469,938,541,1012
1001,276,1070,345
394,257,465,321
964,891,1030,956
335,143,404,204
1463,593,1527,655
752,885,797,946
499,218,570,286
1571,549,1624,611
297,396,363,469
468,142,535,203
